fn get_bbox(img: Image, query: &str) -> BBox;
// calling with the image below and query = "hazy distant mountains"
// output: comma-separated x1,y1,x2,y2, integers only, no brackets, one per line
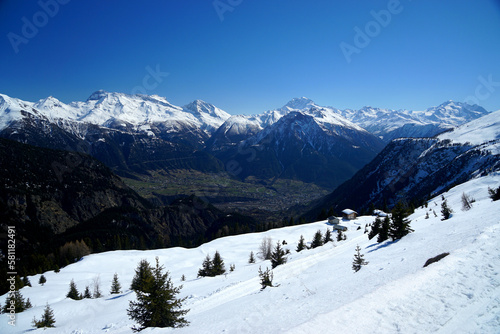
0,91,491,193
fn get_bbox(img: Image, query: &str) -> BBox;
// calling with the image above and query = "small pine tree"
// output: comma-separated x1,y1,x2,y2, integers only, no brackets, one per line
197,254,212,277
39,275,47,286
389,202,413,241
352,245,369,272
32,303,56,328
66,279,81,300
296,235,306,252
83,286,92,299
22,276,31,287
488,185,500,201
368,217,381,240
131,259,153,292
311,230,324,248
323,229,333,244
248,251,256,264
110,273,122,294
127,257,189,331
377,216,390,243
271,241,287,269
211,251,226,276
441,199,453,220
258,266,274,290
336,229,345,242
2,290,30,313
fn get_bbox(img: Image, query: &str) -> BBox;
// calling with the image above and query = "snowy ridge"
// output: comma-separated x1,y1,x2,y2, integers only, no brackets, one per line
0,91,231,136
2,174,499,333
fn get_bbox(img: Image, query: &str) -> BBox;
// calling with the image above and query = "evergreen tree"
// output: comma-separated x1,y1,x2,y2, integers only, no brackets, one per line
25,298,32,309
197,254,212,277
336,229,345,242
66,279,81,300
311,230,324,248
258,266,274,290
377,216,390,243
131,259,154,292
441,199,453,220
296,235,306,252
352,245,369,272
127,257,189,331
211,251,226,276
488,185,500,201
323,229,333,244
110,273,122,294
271,241,287,269
32,303,56,328
83,286,92,299
368,217,381,240
39,274,47,286
248,251,256,264
22,276,31,287
2,290,30,313
389,202,413,241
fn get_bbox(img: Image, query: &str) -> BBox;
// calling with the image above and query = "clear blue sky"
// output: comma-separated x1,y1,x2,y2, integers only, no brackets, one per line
1,0,499,114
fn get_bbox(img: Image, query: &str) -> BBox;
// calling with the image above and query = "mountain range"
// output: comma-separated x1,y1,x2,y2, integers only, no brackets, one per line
0,91,493,213
305,109,500,219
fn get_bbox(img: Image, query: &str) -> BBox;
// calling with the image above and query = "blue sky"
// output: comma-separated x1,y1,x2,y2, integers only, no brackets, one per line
1,0,499,114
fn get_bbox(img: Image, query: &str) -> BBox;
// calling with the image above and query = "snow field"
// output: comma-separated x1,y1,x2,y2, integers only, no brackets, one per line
1,174,499,333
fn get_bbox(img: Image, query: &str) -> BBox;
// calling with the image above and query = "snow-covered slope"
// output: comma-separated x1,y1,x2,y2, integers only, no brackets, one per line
2,174,499,333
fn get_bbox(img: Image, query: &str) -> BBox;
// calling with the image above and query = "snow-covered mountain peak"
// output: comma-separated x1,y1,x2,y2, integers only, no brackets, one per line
183,99,231,119
86,89,109,101
281,97,316,111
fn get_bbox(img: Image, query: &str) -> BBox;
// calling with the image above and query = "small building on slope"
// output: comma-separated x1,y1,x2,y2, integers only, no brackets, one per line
342,209,358,220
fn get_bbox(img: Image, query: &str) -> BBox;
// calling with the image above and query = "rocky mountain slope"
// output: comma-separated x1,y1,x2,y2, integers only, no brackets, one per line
0,138,255,283
304,110,500,219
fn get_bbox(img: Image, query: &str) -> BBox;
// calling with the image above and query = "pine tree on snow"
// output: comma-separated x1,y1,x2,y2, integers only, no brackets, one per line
211,251,226,276
352,245,369,272
296,235,306,252
323,229,333,244
368,217,381,240
197,254,212,277
248,251,256,264
32,303,56,328
377,216,390,243
389,202,413,241
311,230,324,248
131,259,153,292
127,257,189,331
441,199,453,220
66,279,81,300
110,273,122,294
271,241,287,269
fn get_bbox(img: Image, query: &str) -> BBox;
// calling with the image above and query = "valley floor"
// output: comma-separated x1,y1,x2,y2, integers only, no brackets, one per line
2,174,500,333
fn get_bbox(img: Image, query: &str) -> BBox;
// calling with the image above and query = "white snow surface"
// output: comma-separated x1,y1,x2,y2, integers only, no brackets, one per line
438,109,500,146
0,91,231,133
2,175,500,333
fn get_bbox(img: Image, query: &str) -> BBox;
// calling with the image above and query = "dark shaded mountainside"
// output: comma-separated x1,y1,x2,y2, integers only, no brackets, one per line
304,131,500,221
0,138,256,289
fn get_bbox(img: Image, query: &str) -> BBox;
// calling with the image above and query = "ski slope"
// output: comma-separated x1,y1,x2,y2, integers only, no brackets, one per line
2,174,500,333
